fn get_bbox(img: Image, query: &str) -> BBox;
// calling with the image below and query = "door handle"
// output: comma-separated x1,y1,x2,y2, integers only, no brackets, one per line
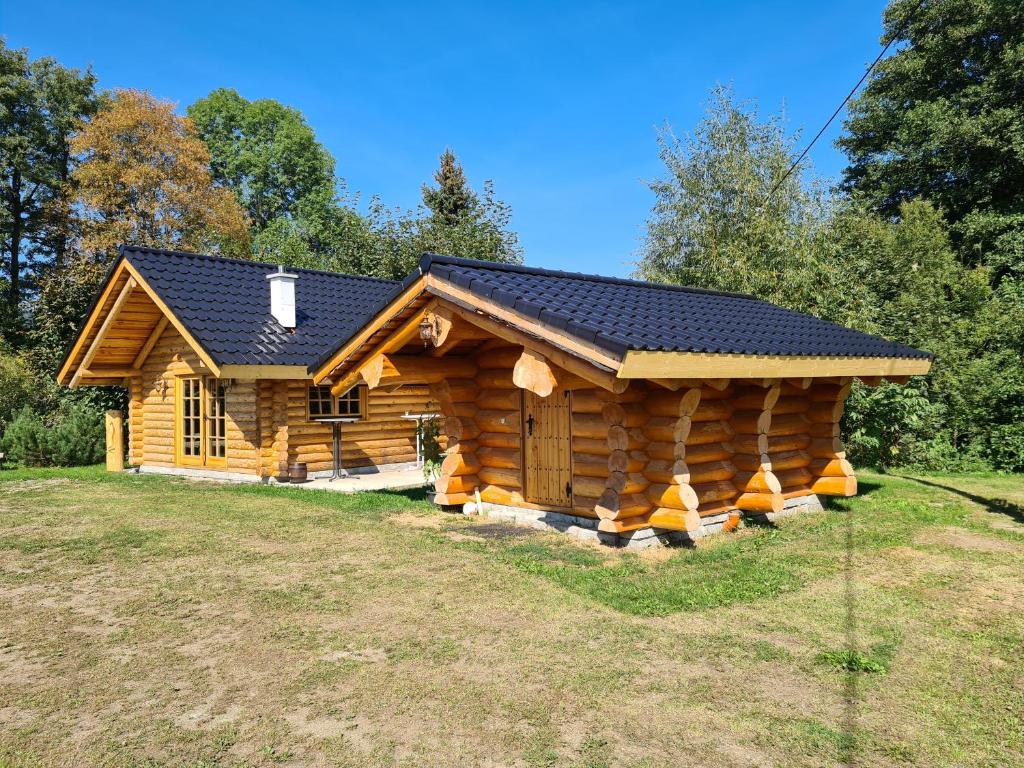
526,414,535,436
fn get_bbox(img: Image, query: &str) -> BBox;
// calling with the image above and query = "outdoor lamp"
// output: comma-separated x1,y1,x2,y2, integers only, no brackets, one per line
419,315,436,347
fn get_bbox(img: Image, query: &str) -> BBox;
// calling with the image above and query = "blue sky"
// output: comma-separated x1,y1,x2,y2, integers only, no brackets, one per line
3,1,888,277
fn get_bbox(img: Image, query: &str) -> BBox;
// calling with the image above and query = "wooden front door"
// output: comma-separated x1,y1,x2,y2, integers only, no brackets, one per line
175,376,227,468
522,389,572,507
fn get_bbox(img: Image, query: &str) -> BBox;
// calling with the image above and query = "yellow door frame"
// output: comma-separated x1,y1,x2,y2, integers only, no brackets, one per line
174,375,228,468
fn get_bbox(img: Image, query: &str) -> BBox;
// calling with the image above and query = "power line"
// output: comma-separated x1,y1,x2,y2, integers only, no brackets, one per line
766,0,927,200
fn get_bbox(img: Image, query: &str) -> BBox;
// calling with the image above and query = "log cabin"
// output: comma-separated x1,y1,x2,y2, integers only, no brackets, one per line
61,246,932,545
57,246,437,480
311,253,933,544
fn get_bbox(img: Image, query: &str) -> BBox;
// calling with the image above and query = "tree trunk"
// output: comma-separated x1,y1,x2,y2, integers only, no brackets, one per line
7,168,23,310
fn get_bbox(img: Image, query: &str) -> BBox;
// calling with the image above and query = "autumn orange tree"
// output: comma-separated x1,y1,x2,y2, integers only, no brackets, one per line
70,89,250,260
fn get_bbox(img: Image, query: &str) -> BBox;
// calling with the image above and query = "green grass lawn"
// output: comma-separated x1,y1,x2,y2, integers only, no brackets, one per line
0,467,1022,767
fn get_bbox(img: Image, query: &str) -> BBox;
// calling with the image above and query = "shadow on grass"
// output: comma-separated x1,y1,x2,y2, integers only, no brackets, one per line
377,487,430,503
894,474,1024,525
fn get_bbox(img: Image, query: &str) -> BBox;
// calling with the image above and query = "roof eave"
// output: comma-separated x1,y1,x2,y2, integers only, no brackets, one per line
617,350,934,380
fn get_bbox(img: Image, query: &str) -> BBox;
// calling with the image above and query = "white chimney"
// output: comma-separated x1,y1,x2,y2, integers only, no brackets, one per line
266,266,298,329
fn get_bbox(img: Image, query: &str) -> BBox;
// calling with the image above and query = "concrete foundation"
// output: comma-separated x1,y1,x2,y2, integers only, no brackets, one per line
746,494,825,525
463,493,825,548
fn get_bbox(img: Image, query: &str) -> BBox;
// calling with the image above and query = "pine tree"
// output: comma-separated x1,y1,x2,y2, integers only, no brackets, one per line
422,149,477,227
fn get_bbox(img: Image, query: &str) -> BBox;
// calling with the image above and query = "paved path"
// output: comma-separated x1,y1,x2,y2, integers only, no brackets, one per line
286,468,428,494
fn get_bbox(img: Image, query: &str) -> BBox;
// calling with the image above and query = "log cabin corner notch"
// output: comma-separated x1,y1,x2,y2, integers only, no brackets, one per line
313,253,933,543
58,246,436,479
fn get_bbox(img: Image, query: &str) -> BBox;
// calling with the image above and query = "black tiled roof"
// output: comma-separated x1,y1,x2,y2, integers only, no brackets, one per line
415,254,931,360
122,246,398,367
87,246,927,376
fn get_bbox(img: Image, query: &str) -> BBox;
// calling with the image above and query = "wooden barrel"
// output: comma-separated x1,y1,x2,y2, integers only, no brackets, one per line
276,461,291,483
288,462,308,483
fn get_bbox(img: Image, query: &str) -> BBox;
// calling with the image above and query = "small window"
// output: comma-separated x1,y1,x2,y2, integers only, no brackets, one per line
308,386,335,418
337,386,364,417
307,385,365,420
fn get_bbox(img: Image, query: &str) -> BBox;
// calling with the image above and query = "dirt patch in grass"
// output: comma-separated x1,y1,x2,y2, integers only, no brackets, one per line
916,525,1024,553
391,510,445,528
0,477,73,494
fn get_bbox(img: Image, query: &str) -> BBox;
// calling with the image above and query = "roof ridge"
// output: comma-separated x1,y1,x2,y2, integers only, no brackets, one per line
119,244,400,285
419,252,757,300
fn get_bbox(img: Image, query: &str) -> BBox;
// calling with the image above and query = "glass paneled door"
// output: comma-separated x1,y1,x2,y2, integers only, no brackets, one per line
176,376,227,467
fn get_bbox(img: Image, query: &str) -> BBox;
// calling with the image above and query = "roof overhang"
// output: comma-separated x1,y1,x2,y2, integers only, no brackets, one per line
311,273,626,388
313,269,935,390
57,257,222,387
618,350,933,379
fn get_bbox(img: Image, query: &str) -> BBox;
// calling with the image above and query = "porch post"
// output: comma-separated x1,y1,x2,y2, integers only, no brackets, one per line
105,410,124,472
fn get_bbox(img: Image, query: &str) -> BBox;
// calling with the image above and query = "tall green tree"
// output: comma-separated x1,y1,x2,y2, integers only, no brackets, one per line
414,149,522,267
839,0,1024,277
0,40,98,327
638,86,1021,470
637,87,839,313
188,88,335,231
251,186,378,275
422,148,477,226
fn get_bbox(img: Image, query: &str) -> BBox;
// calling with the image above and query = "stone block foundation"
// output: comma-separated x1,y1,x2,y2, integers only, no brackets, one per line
463,493,826,549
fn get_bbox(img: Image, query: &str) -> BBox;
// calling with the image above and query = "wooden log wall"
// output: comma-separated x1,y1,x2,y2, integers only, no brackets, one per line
257,381,277,478
577,376,859,537
224,378,259,474
127,325,429,477
806,379,857,496
128,376,143,466
574,386,647,523
683,383,738,529
430,375,482,506
136,325,206,469
729,381,784,516
134,328,262,474
471,347,525,507
287,383,429,474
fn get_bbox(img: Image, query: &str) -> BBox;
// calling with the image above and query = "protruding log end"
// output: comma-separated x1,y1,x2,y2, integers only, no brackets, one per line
513,348,557,397
597,514,654,534
735,492,784,514
811,475,857,497
648,506,702,532
596,489,653,520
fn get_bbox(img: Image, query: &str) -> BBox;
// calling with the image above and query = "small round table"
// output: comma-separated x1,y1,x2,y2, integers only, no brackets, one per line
401,412,440,468
313,416,361,480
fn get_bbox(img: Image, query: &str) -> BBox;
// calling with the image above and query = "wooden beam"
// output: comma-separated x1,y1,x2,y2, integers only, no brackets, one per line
105,410,124,472
651,378,684,391
329,304,443,396
219,364,311,380
360,353,477,390
431,304,454,348
618,350,933,380
425,276,623,371
438,300,628,393
313,276,428,383
131,315,169,369
58,261,130,385
358,354,393,389
80,367,139,378
70,277,137,389
428,319,490,357
512,348,557,397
